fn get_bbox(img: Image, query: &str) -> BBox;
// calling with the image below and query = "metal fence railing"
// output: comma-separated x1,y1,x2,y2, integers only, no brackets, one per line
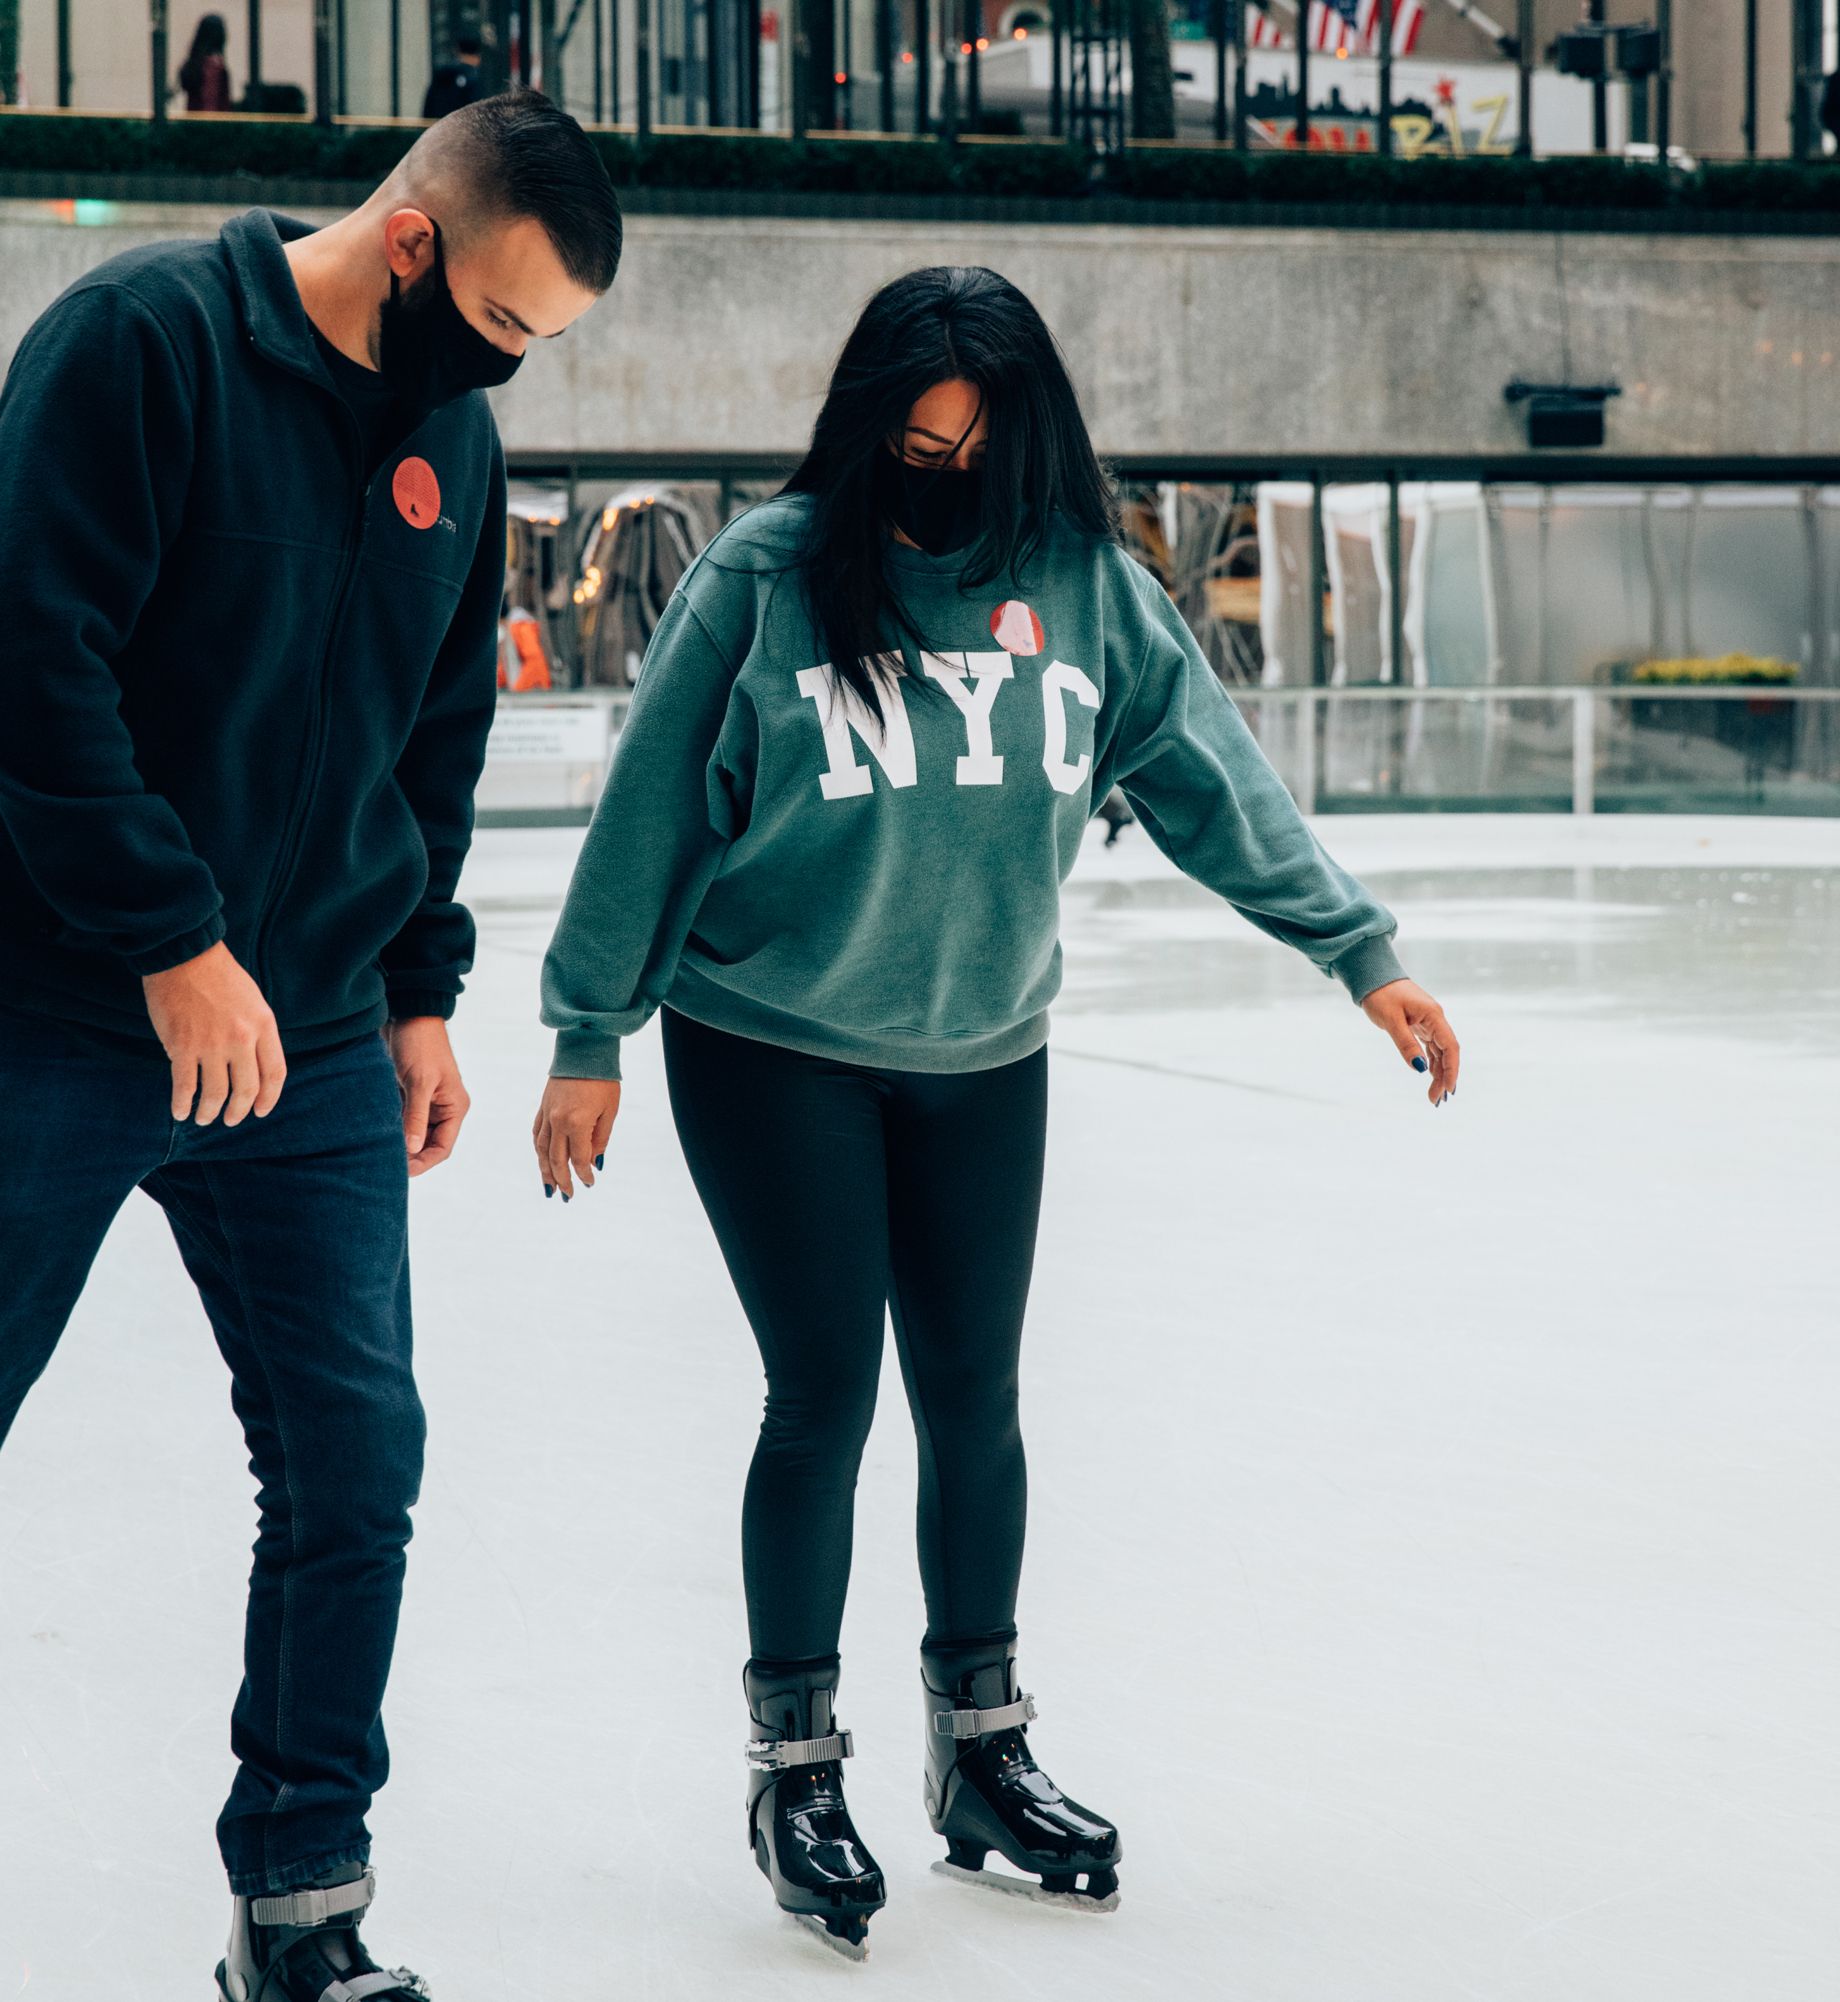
473,684,1840,827
4,1,1834,164
1234,685,1840,816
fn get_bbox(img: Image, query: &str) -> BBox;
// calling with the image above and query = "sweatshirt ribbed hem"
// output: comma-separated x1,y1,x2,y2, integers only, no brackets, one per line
1331,931,1408,1003
551,1025,623,1081
384,987,459,1023
665,961,1051,1075
123,910,228,976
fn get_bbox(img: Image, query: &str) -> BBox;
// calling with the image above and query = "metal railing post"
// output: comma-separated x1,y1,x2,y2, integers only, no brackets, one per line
1515,0,1532,157
1377,0,1393,155
1294,5,1308,148
312,0,333,122
1572,689,1596,814
1211,0,1227,145
638,0,654,140
1298,691,1319,815
152,0,170,120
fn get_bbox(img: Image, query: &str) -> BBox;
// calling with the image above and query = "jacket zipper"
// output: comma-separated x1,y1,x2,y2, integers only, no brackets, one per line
249,383,374,999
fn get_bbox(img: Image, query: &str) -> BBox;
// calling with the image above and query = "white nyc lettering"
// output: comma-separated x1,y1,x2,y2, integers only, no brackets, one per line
1039,659,1101,795
795,666,918,798
920,650,1013,786
796,654,1098,800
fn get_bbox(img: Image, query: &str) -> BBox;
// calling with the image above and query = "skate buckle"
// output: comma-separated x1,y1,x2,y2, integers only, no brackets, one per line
934,1692,1037,1739
745,1727,854,1770
248,1869,377,1929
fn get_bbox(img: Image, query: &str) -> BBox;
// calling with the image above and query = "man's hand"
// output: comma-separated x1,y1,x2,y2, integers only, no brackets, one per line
532,1076,622,1200
386,1016,471,1175
1361,977,1461,1107
142,941,286,1126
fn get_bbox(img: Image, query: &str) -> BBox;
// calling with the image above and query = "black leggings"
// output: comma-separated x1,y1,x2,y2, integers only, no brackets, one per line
661,1007,1048,1663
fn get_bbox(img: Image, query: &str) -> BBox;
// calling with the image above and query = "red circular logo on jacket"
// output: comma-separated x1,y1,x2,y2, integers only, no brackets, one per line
392,457,441,530
991,600,1044,655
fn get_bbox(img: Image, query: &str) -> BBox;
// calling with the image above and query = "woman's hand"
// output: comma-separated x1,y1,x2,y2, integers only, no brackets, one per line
1361,979,1460,1107
533,1076,622,1199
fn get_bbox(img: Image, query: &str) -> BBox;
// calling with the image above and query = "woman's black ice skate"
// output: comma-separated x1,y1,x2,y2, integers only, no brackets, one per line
921,1638,1121,1912
745,1657,888,1960
215,1865,429,2001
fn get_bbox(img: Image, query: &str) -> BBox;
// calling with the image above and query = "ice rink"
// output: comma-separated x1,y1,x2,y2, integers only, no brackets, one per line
2,812,1835,2002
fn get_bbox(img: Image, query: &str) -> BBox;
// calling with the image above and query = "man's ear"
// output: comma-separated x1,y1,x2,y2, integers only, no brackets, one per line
383,208,437,282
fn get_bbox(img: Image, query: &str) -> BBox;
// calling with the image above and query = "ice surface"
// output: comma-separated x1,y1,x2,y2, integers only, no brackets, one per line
2,815,1835,2002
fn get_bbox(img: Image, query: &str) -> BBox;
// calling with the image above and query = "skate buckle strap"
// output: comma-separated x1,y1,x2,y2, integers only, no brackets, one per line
935,1691,1038,1739
249,1869,376,1930
746,1728,854,1770
318,1973,427,2002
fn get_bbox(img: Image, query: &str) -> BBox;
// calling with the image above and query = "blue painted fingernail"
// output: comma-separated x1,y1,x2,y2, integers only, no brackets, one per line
562,1191,571,1203
1411,1056,1428,1072
595,1154,605,1170
544,1184,554,1199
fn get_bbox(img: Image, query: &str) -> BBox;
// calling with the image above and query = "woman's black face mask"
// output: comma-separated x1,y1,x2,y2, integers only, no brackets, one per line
379,221,523,410
874,445,985,557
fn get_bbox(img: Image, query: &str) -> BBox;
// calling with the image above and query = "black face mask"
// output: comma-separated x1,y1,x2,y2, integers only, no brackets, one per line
874,447,985,557
378,221,523,411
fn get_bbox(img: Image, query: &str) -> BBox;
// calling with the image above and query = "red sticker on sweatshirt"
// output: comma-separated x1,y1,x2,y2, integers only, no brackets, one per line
991,600,1044,655
392,457,441,530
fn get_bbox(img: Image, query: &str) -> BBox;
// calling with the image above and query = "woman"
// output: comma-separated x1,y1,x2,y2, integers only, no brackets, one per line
533,266,1459,1954
177,14,232,113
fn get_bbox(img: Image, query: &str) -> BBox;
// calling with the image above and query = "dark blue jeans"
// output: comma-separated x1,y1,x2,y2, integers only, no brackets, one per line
0,1011,423,1895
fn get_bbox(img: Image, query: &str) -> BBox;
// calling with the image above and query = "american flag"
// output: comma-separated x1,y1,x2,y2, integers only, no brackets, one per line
1306,0,1360,52
1354,0,1426,53
1247,4,1290,48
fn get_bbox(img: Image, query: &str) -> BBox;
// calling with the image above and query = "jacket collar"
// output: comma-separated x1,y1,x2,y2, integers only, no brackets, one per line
221,207,342,386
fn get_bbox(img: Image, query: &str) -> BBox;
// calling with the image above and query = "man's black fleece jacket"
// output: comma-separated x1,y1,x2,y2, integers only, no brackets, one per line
0,207,507,1053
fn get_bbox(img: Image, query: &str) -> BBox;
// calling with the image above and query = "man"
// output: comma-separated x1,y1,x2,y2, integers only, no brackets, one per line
0,91,620,2000
423,33,487,119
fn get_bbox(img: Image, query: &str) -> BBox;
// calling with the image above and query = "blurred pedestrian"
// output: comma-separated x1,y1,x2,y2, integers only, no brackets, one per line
1821,70,1840,154
424,34,486,119
178,12,232,113
1097,785,1135,844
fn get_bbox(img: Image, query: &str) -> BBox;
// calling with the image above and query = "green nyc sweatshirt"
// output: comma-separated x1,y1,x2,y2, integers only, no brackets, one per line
541,495,1404,1080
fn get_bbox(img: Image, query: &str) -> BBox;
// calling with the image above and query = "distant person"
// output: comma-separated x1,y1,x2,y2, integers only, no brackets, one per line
1822,70,1840,153
533,264,1460,1957
1096,784,1135,844
178,12,233,112
0,90,620,2002
424,34,486,119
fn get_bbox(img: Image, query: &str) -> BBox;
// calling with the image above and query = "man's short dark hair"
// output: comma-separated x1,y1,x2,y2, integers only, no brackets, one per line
455,35,483,56
414,88,622,294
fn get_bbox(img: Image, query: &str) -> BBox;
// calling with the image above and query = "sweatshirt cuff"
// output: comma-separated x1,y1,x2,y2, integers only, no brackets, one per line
551,1027,623,1081
1331,931,1409,1004
124,910,228,977
386,988,459,1022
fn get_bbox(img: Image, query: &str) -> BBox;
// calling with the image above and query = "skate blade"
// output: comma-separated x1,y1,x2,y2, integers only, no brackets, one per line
788,1911,871,1962
930,1858,1120,1915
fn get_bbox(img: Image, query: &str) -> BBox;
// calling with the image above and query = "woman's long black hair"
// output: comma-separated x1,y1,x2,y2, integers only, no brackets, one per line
179,13,228,94
779,265,1119,727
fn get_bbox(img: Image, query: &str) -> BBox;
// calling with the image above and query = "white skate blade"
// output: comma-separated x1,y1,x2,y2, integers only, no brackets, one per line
788,1911,871,1962
930,1858,1120,1914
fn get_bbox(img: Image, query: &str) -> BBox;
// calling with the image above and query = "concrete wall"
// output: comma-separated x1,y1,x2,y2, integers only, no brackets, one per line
4,197,1838,463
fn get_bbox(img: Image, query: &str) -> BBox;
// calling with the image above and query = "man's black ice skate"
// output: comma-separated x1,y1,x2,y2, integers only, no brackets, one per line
215,1864,429,2002
921,1637,1121,1912
745,1657,887,1960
